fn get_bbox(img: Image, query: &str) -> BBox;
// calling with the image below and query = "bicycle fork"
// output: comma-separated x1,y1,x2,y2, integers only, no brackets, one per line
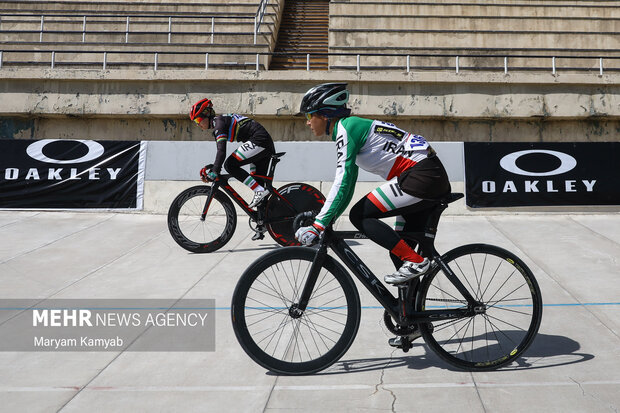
200,183,218,221
290,241,329,317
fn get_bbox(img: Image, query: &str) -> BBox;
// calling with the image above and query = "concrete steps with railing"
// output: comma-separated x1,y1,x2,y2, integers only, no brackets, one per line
0,0,282,69
330,0,620,18
329,0,620,71
0,1,263,15
0,42,273,70
271,0,328,70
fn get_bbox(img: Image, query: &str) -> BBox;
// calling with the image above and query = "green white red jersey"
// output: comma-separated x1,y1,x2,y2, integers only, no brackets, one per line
314,116,431,230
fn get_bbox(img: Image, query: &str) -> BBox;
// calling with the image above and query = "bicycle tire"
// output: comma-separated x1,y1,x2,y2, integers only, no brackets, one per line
265,183,325,247
167,185,237,253
231,247,361,375
416,243,542,370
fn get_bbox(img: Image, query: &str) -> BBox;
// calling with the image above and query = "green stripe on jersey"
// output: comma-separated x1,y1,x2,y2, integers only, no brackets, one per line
376,187,396,210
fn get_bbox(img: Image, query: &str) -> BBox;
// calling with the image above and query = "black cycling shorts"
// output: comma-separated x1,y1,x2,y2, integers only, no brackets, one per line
397,155,451,200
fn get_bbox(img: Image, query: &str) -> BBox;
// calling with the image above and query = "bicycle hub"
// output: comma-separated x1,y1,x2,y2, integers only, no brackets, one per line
289,304,304,319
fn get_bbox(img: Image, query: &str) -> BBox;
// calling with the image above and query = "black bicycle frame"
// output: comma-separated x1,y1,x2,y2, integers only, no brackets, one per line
296,196,479,327
199,153,296,225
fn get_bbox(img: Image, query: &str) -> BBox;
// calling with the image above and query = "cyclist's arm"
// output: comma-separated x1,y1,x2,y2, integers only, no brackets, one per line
211,118,228,174
314,121,361,230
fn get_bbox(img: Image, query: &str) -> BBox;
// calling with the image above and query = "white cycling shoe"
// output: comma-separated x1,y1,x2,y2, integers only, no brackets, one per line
384,258,430,284
388,331,422,348
248,189,270,208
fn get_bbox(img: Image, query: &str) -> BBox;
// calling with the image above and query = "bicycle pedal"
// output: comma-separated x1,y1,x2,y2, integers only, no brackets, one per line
388,330,421,352
251,232,265,241
388,336,411,352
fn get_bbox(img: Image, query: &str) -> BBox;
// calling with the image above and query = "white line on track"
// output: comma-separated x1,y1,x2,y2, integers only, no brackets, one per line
3,381,620,392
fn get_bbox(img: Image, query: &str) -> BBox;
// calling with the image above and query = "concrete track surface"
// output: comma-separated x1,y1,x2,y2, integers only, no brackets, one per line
1,210,619,413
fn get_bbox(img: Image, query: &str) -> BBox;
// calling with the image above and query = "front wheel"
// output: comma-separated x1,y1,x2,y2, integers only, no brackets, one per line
265,183,325,246
231,247,361,375
416,244,542,371
167,185,237,253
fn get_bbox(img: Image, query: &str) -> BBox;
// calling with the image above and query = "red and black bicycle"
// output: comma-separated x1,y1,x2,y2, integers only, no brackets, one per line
167,152,325,253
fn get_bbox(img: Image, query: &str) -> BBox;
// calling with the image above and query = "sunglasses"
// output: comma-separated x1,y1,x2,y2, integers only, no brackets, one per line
193,116,204,125
304,112,316,121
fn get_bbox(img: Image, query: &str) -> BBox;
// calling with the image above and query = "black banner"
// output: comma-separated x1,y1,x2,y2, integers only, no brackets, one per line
464,142,620,207
0,139,145,209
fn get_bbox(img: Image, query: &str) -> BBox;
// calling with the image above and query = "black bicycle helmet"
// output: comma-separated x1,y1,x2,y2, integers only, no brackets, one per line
300,83,350,118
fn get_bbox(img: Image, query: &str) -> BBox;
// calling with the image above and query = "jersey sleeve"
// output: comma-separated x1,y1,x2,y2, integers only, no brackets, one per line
314,119,366,230
211,139,227,173
212,116,228,143
210,116,228,173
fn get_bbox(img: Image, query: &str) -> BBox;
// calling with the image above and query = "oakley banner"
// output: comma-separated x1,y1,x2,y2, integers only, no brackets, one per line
464,142,620,208
0,139,146,209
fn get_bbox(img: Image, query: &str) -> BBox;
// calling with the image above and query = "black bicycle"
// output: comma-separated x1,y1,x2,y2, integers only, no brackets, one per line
231,193,543,374
167,152,325,253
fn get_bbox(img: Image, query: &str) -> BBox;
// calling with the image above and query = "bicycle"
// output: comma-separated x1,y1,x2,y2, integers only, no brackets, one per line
167,152,325,253
231,192,543,375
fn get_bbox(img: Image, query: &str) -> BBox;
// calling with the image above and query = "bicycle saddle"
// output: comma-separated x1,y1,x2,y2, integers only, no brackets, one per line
442,193,464,204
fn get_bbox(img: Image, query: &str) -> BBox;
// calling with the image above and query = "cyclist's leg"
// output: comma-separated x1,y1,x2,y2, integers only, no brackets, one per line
389,215,406,269
249,153,271,182
223,142,271,192
394,215,406,232
349,178,428,265
389,208,435,269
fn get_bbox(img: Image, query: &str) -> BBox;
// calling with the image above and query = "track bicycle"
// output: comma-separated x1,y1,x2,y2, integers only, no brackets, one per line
167,152,325,253
231,192,543,374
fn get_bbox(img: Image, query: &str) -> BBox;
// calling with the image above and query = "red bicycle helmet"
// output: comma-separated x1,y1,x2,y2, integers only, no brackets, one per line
190,98,215,124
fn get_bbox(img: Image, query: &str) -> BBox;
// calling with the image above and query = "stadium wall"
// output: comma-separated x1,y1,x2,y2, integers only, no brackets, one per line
1,69,618,143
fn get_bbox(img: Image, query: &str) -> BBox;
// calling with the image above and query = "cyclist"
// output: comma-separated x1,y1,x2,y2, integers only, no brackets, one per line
190,98,275,208
295,83,451,285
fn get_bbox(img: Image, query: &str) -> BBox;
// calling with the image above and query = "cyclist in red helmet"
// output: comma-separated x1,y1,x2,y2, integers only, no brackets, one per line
190,98,276,208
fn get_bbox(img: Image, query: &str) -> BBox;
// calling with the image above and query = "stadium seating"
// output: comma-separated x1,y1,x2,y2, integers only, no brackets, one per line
1,0,618,71
0,0,280,69
329,0,620,72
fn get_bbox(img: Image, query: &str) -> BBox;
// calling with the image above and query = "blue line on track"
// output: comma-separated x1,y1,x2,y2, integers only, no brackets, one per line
1,303,619,311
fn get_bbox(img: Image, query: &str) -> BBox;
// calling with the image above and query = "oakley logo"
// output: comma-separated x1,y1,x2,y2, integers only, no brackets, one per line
26,139,105,164
499,150,577,176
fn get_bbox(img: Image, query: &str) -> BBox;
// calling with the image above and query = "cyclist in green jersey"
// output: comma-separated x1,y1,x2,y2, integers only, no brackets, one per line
295,83,451,284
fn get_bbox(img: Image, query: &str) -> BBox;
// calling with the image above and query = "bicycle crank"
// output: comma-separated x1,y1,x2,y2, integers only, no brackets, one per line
249,217,266,241
383,310,417,336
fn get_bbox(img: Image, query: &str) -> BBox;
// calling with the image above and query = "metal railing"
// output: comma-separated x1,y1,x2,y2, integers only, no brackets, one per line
0,49,618,74
0,12,272,45
254,0,270,44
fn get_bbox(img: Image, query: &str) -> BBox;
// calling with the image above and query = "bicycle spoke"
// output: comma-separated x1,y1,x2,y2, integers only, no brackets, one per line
487,305,533,317
480,259,504,299
453,258,480,301
269,264,294,306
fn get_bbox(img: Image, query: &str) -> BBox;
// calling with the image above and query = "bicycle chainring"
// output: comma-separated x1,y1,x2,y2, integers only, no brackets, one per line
248,217,265,233
383,310,417,336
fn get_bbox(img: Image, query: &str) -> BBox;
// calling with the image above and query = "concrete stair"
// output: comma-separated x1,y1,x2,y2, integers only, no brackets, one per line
270,0,328,70
0,0,282,69
329,0,620,71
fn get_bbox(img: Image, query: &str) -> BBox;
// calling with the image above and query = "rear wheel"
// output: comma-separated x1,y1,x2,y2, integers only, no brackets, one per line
231,247,361,375
167,185,237,253
265,183,325,246
417,244,542,370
